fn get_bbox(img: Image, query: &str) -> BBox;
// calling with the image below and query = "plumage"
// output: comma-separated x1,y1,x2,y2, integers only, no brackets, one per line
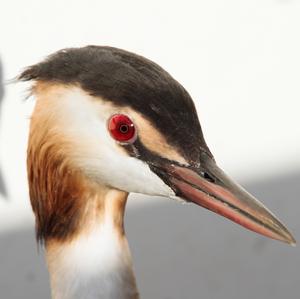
19,46,295,299
19,46,210,163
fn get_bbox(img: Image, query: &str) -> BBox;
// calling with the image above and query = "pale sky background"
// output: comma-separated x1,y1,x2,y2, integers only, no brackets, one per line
0,0,299,231
0,1,299,298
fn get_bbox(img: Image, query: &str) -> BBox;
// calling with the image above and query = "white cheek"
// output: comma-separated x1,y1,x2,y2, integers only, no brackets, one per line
85,143,174,197
59,88,175,197
77,130,174,197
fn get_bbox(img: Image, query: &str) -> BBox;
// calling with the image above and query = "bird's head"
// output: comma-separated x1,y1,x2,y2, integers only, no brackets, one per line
20,46,295,245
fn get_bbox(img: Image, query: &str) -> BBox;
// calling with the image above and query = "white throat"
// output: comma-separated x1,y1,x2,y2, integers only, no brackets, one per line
46,220,139,299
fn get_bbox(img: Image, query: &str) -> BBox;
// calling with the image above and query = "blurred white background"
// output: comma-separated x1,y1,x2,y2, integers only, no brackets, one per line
0,1,299,298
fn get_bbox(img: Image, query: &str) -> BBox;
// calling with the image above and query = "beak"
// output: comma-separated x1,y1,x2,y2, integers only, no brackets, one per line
152,153,296,245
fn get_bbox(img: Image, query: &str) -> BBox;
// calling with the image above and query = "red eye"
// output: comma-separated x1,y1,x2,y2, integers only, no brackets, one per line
108,114,137,143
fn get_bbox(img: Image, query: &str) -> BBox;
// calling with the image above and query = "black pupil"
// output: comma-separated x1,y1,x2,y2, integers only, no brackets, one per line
119,124,129,134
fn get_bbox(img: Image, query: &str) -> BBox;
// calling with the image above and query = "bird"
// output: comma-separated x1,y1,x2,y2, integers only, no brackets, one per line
19,46,295,299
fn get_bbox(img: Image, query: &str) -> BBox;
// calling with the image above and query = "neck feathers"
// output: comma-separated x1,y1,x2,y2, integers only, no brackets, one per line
28,112,100,241
46,192,139,299
27,83,139,298
27,82,121,241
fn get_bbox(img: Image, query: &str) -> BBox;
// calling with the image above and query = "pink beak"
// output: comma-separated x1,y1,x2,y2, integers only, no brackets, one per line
162,153,295,245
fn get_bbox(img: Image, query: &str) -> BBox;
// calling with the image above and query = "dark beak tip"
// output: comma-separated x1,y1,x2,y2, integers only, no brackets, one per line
285,233,297,247
268,213,297,246
274,228,296,246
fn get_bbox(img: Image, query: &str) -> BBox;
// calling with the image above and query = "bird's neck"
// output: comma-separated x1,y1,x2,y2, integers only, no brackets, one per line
27,90,139,298
45,190,139,299
27,104,139,299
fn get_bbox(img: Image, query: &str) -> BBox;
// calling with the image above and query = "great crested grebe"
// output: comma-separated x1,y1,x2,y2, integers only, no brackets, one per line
19,46,295,299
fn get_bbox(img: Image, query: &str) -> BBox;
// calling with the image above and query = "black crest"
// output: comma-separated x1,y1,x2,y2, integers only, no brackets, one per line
19,46,211,162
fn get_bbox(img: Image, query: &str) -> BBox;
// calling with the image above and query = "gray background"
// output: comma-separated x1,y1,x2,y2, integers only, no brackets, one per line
0,171,299,299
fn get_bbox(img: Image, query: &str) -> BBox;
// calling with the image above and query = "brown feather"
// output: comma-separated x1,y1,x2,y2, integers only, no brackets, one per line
27,82,128,242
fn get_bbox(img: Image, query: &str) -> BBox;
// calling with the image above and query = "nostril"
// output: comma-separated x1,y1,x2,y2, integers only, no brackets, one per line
204,172,215,183
198,170,215,183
